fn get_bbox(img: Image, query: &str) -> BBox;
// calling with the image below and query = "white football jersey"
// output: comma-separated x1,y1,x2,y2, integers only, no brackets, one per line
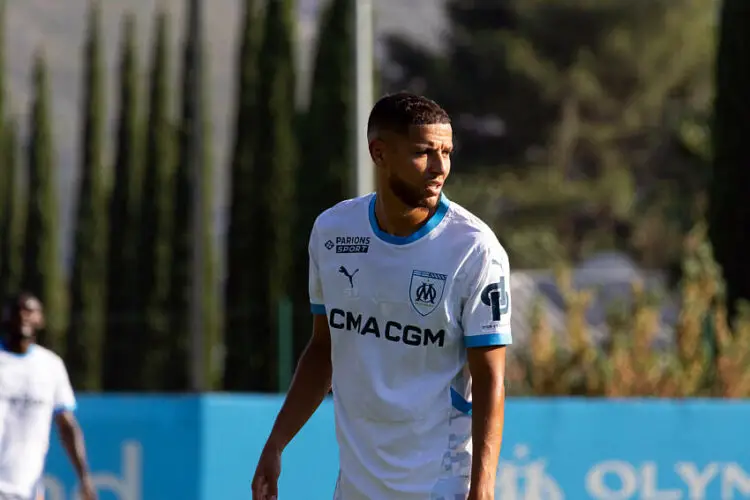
0,343,76,499
309,193,512,500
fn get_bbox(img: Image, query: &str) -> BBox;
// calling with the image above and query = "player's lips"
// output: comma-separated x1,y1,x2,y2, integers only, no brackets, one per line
425,181,443,195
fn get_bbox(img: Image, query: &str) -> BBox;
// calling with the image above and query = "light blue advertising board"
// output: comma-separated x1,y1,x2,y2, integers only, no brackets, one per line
44,397,750,499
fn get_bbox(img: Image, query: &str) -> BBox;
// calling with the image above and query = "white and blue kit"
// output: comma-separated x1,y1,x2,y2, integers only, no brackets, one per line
0,343,76,500
308,193,513,500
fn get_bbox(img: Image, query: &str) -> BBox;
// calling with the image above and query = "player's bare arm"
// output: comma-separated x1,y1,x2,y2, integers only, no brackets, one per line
252,314,332,499
265,313,332,450
467,345,507,500
55,410,96,499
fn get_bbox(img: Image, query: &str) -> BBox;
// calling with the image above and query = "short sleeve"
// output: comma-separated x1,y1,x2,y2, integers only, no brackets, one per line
309,222,326,315
53,359,77,414
461,241,513,348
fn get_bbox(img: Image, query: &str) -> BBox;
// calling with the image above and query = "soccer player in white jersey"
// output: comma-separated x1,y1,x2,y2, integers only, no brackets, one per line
0,294,96,500
253,93,511,500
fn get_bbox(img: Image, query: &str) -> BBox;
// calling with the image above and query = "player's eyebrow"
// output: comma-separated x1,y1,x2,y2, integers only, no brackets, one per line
414,141,452,149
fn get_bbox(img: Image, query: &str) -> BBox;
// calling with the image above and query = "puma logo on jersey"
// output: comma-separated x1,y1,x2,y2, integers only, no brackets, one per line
338,266,359,288
328,308,445,347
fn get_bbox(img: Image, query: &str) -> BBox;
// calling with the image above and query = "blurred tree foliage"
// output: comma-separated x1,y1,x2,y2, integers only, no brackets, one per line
104,13,142,390
169,0,219,390
224,0,261,391
386,0,715,272
226,0,298,392
22,53,66,353
137,12,176,390
0,117,24,304
292,0,355,359
2,0,740,395
67,1,108,390
710,0,750,317
507,223,750,397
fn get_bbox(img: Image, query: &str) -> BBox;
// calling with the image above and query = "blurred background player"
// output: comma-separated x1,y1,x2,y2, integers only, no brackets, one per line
252,93,511,499
0,293,96,500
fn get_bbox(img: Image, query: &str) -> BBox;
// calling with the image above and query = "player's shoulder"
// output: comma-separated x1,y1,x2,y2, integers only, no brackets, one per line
445,198,508,259
312,194,372,233
29,344,67,369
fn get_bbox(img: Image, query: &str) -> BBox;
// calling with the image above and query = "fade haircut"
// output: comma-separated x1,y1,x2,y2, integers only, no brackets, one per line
367,92,451,140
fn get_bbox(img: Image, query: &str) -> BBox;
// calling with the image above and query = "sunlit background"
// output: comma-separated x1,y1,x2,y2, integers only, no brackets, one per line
2,0,749,498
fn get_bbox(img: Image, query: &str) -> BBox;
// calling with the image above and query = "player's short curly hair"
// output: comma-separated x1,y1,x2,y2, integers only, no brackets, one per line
367,92,450,138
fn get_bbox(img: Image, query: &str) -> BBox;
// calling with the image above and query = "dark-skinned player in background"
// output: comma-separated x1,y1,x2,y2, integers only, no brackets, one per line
0,293,96,500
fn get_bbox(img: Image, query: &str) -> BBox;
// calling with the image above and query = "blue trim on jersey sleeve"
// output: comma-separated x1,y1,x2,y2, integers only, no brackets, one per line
450,387,472,415
310,303,326,315
53,404,76,415
368,194,450,245
464,332,513,348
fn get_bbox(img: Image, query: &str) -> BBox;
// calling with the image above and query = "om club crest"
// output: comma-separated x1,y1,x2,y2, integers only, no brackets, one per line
409,270,447,316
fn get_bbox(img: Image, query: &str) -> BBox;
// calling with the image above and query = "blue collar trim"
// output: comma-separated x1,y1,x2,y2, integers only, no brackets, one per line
368,194,450,245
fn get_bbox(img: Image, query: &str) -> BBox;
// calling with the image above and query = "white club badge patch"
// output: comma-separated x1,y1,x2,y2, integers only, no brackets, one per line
409,270,447,316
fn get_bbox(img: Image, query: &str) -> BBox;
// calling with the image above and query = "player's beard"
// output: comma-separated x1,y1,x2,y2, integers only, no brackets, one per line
388,174,438,209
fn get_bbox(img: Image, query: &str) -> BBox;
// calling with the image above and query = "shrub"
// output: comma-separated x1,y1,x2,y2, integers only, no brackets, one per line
506,222,750,397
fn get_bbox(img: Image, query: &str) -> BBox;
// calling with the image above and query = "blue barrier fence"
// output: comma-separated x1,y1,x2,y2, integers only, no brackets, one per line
44,396,750,500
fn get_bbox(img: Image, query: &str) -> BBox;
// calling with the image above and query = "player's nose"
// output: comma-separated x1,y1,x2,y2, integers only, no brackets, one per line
427,154,449,176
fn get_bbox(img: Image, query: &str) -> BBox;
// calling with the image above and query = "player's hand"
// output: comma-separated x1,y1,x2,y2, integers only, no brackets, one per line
79,475,98,500
252,443,282,500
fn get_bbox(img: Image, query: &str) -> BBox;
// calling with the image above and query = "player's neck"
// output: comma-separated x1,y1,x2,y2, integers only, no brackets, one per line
3,335,32,355
374,191,434,238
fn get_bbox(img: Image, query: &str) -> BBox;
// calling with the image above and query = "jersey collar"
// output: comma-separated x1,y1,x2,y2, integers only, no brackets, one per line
368,193,450,246
0,339,34,357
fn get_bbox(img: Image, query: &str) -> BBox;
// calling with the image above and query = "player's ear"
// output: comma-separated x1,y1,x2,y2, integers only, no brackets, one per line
369,138,385,166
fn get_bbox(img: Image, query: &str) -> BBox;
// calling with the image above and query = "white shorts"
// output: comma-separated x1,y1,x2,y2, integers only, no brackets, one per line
0,493,34,500
333,473,470,500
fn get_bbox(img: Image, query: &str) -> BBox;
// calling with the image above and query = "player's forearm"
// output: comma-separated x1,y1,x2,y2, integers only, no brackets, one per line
469,375,506,499
57,418,91,480
266,338,332,451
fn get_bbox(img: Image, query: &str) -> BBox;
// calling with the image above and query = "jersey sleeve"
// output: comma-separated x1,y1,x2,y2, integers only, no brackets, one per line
461,240,513,348
53,359,77,414
309,221,326,315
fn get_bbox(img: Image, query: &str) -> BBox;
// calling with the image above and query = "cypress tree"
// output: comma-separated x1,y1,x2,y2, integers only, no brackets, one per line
0,0,18,303
138,12,174,390
0,118,24,302
0,0,6,146
169,0,221,390
168,0,209,390
243,0,297,391
0,0,8,290
103,13,142,390
223,0,261,390
22,52,65,352
200,75,220,390
66,0,108,390
301,0,354,201
709,0,750,317
292,0,354,358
